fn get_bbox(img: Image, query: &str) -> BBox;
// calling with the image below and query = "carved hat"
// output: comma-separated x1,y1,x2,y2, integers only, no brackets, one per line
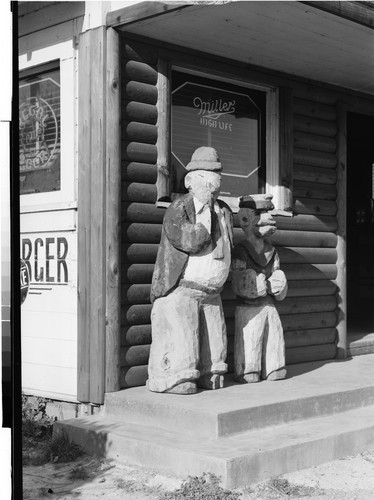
239,194,274,211
185,147,222,172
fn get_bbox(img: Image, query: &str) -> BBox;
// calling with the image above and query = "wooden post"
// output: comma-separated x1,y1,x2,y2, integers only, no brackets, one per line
77,30,92,403
156,57,171,203
105,27,121,393
77,26,107,404
335,102,347,358
279,87,293,211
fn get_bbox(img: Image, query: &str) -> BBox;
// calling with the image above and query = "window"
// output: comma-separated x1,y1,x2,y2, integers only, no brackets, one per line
171,72,266,201
19,65,61,195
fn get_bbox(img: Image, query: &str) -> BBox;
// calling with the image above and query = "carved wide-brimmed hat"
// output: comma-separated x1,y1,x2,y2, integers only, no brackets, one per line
185,146,222,172
239,194,274,211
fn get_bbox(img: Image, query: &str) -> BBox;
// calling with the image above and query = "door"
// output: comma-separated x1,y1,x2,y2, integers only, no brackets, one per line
347,112,374,345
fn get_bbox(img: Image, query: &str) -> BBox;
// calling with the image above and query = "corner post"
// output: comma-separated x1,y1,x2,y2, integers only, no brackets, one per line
105,26,121,393
77,26,107,404
336,101,347,358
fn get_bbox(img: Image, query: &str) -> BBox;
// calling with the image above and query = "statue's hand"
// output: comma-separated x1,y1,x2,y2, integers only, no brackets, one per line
232,269,267,299
267,270,288,301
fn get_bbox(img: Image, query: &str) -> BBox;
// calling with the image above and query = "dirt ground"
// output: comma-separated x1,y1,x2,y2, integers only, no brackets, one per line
23,448,374,499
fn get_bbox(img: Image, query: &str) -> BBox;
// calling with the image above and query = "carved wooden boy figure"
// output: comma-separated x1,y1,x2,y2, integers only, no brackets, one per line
147,147,233,394
232,194,287,383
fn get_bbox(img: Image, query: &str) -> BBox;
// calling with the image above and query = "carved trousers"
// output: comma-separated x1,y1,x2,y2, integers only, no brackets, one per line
234,300,285,379
147,286,228,392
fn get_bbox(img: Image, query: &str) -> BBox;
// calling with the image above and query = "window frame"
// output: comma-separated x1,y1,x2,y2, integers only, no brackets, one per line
19,61,62,198
19,39,77,213
156,59,292,213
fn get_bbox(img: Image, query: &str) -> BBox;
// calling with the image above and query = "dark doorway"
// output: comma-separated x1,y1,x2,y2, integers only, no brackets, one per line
347,112,374,345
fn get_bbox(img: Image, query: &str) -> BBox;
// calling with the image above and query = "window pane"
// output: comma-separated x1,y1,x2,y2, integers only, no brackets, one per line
171,72,265,197
19,68,61,195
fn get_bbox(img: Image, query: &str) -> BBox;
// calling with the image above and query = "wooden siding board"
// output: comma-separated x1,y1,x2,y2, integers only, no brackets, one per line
335,102,347,357
294,131,336,153
124,81,158,104
89,27,106,404
123,182,158,203
277,247,337,264
293,180,337,200
285,328,337,348
77,30,92,403
293,114,337,137
293,97,337,121
294,165,336,185
122,325,152,346
286,344,336,365
294,198,337,216
293,148,337,169
271,230,337,248
123,162,157,184
105,27,121,393
124,223,162,244
124,60,158,85
123,243,159,263
123,122,158,144
124,101,158,124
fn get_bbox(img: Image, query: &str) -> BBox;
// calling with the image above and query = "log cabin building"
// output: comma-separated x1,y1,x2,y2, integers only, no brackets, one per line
19,1,374,410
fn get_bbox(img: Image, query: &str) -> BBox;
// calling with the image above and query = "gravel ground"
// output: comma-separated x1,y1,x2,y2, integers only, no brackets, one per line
23,448,374,499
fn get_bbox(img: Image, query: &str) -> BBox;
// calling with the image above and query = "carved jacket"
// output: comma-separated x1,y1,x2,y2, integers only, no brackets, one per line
150,193,234,303
231,240,288,304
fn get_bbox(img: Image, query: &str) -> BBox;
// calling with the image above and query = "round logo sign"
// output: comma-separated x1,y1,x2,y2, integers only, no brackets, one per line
20,259,30,304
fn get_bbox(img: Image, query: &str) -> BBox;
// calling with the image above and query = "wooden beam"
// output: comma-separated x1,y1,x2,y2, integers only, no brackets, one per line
335,101,347,358
156,57,171,202
279,87,293,211
77,29,92,403
77,27,107,404
106,2,191,29
105,27,121,394
302,2,374,30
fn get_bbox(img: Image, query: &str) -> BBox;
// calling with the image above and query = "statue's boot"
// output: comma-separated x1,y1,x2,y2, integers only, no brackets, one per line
267,368,287,381
165,381,197,394
235,372,260,384
197,374,224,390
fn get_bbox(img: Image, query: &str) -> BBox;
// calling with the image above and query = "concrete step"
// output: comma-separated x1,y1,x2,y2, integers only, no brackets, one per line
56,404,374,488
348,332,374,356
103,356,374,438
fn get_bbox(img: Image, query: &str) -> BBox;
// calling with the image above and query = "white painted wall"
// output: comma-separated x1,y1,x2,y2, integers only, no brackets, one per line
18,0,146,402
19,5,81,401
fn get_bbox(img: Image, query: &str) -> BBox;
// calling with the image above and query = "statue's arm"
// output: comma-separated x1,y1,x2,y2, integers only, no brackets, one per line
163,202,212,254
267,251,288,301
231,248,267,299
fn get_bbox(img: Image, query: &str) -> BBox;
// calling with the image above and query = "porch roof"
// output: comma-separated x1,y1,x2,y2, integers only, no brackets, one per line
108,0,374,95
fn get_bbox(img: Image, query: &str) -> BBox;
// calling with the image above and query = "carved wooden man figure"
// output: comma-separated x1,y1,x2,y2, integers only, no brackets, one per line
232,194,288,383
147,147,233,394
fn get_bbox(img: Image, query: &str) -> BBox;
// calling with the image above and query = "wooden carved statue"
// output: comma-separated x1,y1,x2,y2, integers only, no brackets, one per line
147,147,234,394
231,194,288,383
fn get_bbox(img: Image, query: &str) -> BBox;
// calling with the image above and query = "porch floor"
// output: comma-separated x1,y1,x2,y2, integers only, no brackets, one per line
57,354,374,487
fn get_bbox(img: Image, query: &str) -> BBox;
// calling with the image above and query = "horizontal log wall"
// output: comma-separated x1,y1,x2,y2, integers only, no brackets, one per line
120,37,339,388
282,93,339,364
120,40,160,387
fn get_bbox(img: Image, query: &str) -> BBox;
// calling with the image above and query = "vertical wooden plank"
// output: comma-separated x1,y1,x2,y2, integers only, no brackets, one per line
156,57,170,203
77,30,91,402
279,87,293,211
335,101,347,358
89,26,107,403
266,87,280,206
105,27,121,393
